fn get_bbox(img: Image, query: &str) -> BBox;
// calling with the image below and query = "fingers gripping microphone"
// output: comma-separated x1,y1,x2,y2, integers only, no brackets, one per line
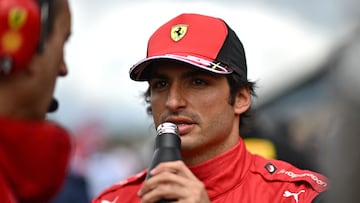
146,122,182,202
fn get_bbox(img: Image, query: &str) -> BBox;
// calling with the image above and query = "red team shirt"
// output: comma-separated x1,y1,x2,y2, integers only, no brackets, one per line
93,138,328,203
0,117,71,203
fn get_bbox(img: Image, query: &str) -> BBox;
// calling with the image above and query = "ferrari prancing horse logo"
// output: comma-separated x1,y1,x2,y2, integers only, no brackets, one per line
171,24,188,42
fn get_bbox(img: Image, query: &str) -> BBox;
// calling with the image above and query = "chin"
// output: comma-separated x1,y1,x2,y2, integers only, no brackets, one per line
180,138,195,150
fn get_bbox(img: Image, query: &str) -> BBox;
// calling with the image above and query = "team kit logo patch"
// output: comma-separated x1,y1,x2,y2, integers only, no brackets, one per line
1,7,27,53
171,24,188,42
264,162,277,174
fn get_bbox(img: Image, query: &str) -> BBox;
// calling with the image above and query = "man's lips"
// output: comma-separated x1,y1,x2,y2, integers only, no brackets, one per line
177,123,195,135
164,117,195,135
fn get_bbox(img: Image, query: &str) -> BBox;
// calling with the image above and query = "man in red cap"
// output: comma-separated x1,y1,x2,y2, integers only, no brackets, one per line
0,0,72,202
94,13,328,203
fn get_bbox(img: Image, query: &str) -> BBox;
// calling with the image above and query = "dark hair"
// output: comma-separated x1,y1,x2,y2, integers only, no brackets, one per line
226,71,257,130
142,71,256,130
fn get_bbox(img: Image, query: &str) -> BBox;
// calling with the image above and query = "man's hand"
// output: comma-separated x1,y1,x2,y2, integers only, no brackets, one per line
138,160,211,203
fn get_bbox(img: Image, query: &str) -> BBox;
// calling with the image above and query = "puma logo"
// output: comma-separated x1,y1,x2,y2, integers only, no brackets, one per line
101,196,119,203
283,190,305,202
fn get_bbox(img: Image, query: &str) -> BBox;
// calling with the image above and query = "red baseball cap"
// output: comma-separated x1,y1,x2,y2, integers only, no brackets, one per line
129,13,248,81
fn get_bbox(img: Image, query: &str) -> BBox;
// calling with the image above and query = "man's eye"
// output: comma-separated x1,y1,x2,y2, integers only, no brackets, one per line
192,78,207,85
152,80,168,89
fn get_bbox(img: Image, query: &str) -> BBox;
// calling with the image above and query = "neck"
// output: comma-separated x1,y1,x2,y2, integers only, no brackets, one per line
182,137,240,166
0,95,17,118
0,75,25,118
0,95,44,120
182,122,241,166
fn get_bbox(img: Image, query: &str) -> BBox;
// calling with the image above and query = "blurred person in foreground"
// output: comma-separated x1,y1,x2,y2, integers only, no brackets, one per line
0,0,72,202
93,13,328,203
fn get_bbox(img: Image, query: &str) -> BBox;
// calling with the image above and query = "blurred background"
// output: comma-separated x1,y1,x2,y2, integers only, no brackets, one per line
48,0,360,202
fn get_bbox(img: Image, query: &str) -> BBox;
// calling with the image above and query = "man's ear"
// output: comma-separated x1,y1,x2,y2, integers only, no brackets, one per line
234,88,251,115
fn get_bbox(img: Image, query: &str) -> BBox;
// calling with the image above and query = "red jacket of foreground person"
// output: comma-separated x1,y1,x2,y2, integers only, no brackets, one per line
93,138,328,203
0,117,72,203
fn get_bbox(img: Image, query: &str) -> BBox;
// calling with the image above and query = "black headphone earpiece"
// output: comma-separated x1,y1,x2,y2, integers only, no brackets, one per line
37,0,50,53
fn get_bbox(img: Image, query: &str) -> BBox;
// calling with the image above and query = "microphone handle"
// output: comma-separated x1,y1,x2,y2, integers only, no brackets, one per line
146,133,182,179
147,123,182,202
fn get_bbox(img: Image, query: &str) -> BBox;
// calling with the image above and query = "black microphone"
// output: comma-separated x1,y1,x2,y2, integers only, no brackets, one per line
47,97,59,113
146,122,182,203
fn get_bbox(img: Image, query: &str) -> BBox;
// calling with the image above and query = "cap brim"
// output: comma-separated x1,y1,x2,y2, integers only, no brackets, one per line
129,54,233,81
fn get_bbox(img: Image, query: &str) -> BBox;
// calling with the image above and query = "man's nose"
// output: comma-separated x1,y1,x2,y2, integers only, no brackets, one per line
165,84,186,112
59,60,68,76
